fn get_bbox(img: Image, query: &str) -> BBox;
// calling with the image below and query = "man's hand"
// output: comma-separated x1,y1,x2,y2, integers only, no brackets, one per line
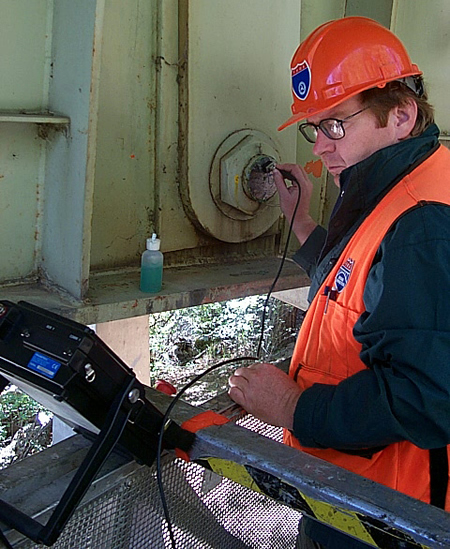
274,163,317,245
228,362,302,429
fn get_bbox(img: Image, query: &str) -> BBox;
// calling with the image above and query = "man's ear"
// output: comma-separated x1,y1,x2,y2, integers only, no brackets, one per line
393,99,418,140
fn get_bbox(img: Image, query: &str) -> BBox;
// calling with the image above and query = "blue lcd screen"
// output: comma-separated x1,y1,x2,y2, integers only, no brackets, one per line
27,351,62,379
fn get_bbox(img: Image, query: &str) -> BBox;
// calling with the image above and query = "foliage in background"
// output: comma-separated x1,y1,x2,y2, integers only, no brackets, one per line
148,295,301,404
0,386,52,468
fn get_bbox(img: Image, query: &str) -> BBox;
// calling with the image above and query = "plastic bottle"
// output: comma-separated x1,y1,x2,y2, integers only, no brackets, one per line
140,233,163,293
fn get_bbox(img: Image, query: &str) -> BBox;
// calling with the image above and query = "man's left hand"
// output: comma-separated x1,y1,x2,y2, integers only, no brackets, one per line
228,362,301,429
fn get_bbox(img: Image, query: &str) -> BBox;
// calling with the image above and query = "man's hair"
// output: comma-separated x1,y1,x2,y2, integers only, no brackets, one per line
360,78,434,137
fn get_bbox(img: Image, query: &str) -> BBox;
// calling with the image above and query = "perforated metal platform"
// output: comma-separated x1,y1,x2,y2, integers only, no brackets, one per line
13,419,301,549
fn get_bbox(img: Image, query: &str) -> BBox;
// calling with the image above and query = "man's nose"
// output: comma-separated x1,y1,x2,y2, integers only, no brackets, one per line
312,130,335,156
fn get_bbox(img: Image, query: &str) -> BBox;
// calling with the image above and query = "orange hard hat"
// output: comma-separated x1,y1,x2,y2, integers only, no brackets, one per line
278,16,422,131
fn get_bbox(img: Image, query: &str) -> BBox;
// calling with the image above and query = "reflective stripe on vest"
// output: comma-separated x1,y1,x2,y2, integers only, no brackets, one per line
284,145,450,510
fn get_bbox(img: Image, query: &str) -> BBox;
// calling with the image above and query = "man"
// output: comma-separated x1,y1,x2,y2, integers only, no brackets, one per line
228,16,450,548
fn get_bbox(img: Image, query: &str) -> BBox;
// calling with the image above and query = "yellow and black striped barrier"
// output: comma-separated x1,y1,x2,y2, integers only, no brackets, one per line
149,387,449,549
199,456,429,549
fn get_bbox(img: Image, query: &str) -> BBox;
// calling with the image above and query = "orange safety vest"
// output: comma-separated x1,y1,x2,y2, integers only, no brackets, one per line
284,145,450,510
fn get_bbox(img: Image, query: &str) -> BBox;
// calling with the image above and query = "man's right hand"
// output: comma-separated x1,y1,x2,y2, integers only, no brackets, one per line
274,163,317,245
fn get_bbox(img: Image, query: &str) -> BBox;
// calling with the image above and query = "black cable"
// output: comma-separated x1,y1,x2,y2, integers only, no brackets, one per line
156,355,258,548
156,168,302,548
256,174,302,358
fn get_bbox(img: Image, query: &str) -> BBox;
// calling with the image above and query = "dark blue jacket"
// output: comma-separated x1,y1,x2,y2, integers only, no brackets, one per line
292,124,450,548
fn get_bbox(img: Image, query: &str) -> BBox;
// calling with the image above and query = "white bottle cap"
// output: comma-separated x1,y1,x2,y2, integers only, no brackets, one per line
147,233,161,250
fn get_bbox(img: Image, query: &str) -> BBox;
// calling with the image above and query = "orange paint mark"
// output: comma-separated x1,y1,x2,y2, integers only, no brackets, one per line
304,159,323,178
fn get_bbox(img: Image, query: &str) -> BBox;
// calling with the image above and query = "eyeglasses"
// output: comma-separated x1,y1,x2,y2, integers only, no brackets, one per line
298,107,369,143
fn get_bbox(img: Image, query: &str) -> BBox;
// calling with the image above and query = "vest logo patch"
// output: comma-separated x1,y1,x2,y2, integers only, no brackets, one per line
335,258,355,293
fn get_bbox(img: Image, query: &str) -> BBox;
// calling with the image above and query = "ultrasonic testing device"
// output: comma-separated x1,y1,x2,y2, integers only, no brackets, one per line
0,300,194,546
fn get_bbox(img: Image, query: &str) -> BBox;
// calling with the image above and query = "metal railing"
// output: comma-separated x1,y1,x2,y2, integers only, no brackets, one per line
1,388,449,549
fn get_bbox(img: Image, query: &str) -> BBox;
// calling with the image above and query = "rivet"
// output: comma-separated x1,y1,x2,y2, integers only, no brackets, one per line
84,363,96,383
128,388,140,404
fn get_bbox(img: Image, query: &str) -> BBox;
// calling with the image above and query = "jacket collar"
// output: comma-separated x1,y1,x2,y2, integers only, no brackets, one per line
322,124,440,259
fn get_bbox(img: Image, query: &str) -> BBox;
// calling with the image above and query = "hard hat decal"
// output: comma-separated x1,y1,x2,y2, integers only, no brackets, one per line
292,61,311,101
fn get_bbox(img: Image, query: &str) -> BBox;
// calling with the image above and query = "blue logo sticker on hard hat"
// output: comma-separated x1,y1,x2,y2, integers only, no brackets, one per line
335,258,355,293
292,61,311,101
